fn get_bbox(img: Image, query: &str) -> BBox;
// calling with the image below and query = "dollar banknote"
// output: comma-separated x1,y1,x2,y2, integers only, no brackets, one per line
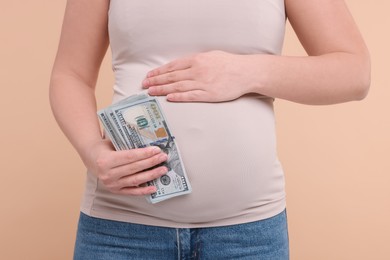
98,93,192,203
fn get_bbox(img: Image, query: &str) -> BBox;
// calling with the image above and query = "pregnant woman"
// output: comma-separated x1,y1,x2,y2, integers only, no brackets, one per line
50,0,370,259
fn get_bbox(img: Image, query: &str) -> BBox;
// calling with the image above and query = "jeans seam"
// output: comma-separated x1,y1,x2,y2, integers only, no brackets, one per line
192,229,201,260
176,228,180,260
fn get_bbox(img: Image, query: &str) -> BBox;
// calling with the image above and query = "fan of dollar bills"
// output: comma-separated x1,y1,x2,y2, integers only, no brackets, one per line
97,93,192,203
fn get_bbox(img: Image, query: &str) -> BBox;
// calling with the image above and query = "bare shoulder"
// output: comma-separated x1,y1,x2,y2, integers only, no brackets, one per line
285,0,368,56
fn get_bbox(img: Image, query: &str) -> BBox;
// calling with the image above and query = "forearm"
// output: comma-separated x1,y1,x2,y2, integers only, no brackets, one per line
245,52,370,105
50,74,169,195
49,74,103,163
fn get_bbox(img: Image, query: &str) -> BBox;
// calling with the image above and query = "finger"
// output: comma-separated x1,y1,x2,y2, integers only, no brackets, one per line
118,165,168,188
112,152,168,179
167,90,210,102
146,56,193,78
117,185,158,196
107,146,163,169
147,81,195,96
143,69,193,88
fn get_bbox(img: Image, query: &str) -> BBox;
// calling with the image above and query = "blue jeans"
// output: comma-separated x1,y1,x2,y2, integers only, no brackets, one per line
74,210,289,260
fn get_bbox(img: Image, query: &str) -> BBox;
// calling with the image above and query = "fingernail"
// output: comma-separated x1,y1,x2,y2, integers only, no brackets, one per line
159,153,168,161
142,79,149,88
149,186,157,193
148,87,156,95
151,146,161,154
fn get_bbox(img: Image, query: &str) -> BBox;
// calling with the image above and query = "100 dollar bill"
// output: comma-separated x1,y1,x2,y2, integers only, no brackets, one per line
98,93,192,203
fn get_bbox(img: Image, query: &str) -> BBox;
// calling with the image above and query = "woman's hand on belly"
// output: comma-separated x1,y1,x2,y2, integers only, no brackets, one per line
85,139,168,195
142,50,254,102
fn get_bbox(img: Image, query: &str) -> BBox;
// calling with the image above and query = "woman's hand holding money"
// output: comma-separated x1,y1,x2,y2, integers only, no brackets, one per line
86,140,168,195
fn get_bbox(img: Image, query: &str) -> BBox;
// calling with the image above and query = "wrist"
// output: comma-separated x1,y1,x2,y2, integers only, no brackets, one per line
239,54,271,96
79,137,112,167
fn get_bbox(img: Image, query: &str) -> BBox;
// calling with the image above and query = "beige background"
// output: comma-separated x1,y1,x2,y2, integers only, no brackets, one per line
1,1,389,259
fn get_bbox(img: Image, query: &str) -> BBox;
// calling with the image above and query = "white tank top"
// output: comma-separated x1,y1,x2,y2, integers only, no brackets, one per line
81,0,287,228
